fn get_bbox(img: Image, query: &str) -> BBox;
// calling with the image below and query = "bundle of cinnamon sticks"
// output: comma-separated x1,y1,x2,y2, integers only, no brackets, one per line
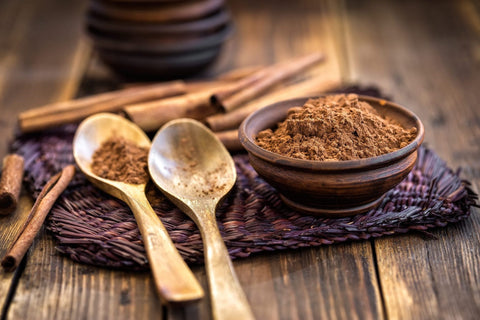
18,52,341,150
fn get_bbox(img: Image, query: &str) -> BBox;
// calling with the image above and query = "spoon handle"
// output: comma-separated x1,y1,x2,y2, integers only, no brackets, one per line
198,211,255,320
126,190,204,303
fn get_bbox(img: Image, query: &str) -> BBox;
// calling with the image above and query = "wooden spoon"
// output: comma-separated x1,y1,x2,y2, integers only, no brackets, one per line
73,113,203,304
148,119,254,320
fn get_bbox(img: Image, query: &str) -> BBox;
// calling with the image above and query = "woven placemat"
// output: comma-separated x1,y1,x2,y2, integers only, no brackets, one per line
10,88,478,271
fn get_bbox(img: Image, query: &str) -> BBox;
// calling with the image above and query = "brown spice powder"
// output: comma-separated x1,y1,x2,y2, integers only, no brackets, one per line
256,94,417,161
91,136,149,184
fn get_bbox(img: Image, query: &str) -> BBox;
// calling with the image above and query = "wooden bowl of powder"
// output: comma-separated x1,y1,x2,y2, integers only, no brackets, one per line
239,94,425,217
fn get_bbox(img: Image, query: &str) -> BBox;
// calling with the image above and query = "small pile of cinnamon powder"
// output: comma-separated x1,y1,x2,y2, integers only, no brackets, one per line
91,136,149,184
256,94,417,161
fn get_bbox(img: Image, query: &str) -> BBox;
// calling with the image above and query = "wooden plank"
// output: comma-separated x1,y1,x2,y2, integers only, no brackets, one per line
0,193,33,312
7,232,164,320
0,0,89,313
0,0,92,318
236,244,383,320
170,244,384,320
344,0,480,318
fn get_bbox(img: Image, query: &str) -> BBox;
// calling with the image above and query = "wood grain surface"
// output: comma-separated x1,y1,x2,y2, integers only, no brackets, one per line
344,1,480,319
0,0,89,317
0,0,479,319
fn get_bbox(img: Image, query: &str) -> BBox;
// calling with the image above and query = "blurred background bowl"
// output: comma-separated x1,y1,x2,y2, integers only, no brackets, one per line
85,0,232,80
239,96,425,217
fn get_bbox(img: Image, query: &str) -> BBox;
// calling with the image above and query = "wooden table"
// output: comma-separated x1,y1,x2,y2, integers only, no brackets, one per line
1,0,479,319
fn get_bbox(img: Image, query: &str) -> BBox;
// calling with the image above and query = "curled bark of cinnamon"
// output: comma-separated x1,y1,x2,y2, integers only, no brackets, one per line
123,77,264,132
0,154,24,215
18,81,186,133
217,65,264,81
124,90,221,132
215,52,325,112
215,129,243,152
125,53,326,132
1,165,75,271
211,68,270,102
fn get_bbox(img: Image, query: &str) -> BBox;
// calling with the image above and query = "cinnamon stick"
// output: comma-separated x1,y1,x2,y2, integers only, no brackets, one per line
123,68,272,132
123,79,235,93
217,65,264,81
124,65,265,91
184,80,237,93
1,165,75,272
122,65,264,92
19,87,136,120
215,129,243,152
18,81,186,133
185,66,266,92
0,154,24,215
211,68,270,102
124,90,220,132
216,52,325,112
206,76,341,132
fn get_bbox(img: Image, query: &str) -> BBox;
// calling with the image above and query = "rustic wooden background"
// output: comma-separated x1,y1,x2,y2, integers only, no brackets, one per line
1,0,479,319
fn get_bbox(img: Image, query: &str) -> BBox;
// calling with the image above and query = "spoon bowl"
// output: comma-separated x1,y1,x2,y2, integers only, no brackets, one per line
73,113,203,304
73,113,151,200
149,119,254,320
148,119,236,207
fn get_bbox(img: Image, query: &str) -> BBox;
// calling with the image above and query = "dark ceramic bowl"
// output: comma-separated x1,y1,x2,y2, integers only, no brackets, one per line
239,96,425,217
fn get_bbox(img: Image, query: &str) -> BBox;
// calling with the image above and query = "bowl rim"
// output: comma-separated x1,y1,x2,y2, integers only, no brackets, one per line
239,95,425,171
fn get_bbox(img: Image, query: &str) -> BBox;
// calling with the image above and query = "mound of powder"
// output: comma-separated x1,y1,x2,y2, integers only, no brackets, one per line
91,136,149,184
256,94,417,161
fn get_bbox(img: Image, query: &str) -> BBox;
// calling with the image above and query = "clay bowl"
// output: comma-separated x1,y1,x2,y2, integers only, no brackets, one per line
238,96,425,217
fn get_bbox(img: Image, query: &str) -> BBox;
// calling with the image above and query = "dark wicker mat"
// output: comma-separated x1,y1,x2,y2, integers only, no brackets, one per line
10,89,478,271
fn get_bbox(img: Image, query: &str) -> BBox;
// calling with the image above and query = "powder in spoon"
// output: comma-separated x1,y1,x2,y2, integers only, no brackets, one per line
256,94,417,161
91,136,149,184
